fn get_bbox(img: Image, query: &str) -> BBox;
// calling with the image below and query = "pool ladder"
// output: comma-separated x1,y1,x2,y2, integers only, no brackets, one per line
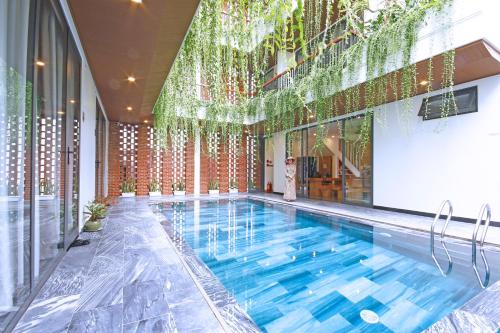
472,203,491,289
430,200,453,276
430,200,492,288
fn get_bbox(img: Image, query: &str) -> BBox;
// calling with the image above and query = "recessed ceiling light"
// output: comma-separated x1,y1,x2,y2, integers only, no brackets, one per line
420,80,429,86
127,76,136,83
126,106,133,111
35,60,45,67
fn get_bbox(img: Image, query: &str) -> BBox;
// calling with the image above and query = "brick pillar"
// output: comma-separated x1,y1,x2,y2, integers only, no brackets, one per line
136,125,149,195
219,138,229,193
185,138,194,194
238,134,248,192
162,141,172,195
255,137,263,191
108,122,121,196
200,137,209,194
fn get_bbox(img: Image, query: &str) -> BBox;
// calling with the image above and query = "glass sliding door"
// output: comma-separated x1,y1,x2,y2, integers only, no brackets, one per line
305,122,343,202
64,34,81,247
1,0,85,329
286,130,306,197
33,0,68,280
0,0,34,330
285,116,372,206
95,102,106,198
344,116,372,205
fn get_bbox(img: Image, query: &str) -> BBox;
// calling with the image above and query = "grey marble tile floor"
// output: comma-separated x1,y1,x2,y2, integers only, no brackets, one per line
13,198,224,333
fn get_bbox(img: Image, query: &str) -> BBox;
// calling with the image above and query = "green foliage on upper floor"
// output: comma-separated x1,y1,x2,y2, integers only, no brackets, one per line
153,0,455,151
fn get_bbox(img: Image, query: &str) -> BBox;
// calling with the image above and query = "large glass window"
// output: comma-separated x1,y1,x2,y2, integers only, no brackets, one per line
286,116,372,206
1,0,84,329
344,117,372,205
305,122,343,202
0,0,34,330
64,33,81,246
34,0,68,280
95,102,106,198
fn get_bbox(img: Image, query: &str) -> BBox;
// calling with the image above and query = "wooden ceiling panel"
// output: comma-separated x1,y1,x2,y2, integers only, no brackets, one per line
68,0,200,123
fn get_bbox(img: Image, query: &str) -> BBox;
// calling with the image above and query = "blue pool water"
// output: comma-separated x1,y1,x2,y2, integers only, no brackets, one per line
160,199,499,333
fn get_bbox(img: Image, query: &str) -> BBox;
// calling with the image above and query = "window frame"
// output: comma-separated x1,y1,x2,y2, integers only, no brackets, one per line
418,86,478,121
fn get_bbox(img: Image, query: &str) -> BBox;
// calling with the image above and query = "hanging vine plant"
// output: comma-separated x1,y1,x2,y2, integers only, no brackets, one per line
153,0,455,149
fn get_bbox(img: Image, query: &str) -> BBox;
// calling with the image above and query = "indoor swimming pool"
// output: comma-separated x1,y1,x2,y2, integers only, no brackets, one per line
159,199,500,333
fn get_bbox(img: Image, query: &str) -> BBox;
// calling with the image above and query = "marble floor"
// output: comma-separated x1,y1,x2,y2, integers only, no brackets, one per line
13,198,224,333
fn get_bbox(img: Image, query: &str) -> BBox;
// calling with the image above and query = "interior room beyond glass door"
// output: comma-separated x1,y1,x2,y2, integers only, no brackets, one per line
343,117,372,206
305,122,343,202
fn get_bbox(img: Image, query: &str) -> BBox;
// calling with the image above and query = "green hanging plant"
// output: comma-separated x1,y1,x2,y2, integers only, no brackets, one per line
153,0,454,153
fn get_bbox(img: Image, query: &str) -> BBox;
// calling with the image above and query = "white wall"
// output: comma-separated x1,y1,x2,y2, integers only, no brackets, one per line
273,132,286,193
60,0,108,230
374,74,500,221
78,65,98,229
264,137,274,187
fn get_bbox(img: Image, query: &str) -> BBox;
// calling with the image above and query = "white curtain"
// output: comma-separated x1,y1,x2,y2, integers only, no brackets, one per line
0,0,31,313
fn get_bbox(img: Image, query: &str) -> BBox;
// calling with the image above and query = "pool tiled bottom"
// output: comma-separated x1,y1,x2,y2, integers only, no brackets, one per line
161,199,487,333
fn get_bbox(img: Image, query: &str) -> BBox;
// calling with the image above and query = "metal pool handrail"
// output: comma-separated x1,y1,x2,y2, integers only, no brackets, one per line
472,203,491,289
430,200,453,276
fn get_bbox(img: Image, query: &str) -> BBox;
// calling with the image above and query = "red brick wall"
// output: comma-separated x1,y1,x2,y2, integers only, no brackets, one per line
108,122,121,196
255,138,263,191
162,146,172,195
238,134,248,192
200,138,209,194
107,123,251,196
136,125,149,195
185,138,194,194
219,139,229,193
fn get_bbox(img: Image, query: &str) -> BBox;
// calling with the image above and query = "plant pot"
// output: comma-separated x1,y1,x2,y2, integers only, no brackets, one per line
149,192,162,197
173,191,186,196
208,190,219,195
121,192,135,197
83,220,102,232
229,188,238,194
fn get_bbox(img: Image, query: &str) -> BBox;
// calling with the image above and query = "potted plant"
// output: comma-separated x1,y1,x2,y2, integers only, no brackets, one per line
148,179,162,197
83,201,107,232
120,178,135,197
229,178,238,194
173,180,186,196
208,179,219,195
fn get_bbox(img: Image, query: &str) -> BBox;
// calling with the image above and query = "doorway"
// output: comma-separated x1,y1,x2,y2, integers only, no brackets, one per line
286,116,372,206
